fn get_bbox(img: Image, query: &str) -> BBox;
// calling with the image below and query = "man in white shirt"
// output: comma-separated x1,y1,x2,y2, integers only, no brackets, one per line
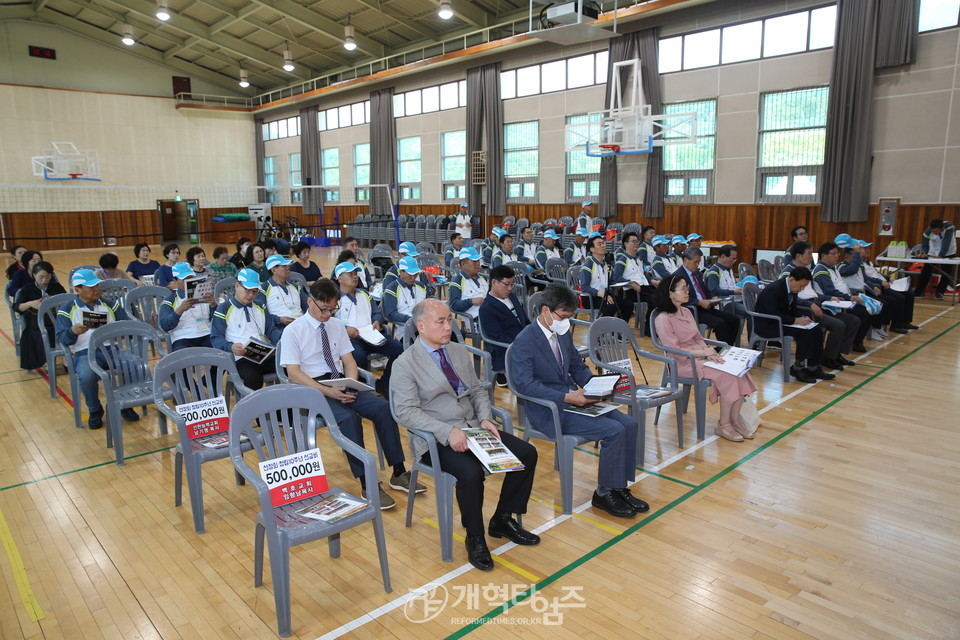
280,279,424,510
263,254,307,328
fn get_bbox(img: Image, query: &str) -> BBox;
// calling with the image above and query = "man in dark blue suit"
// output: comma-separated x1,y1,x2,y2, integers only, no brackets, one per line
508,284,650,519
478,265,530,387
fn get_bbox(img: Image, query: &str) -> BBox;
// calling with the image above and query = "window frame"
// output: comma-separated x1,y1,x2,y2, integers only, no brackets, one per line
353,143,371,202
397,136,422,203
565,114,601,203
661,99,717,204
320,147,340,203
504,121,540,204
288,152,302,203
263,155,279,203
441,130,467,203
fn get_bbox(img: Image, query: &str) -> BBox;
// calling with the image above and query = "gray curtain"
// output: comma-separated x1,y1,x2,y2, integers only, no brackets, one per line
255,116,266,202
875,0,920,69
599,32,642,219
369,87,396,217
820,0,879,223
466,62,504,220
299,105,321,216
638,28,663,220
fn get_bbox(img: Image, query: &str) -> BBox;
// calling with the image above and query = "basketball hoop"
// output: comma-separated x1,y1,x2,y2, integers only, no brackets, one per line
599,144,621,154
69,173,83,179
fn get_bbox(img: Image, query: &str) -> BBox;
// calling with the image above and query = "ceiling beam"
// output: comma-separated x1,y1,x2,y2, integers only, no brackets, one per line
249,0,385,58
445,0,492,28
0,5,37,19
351,0,435,40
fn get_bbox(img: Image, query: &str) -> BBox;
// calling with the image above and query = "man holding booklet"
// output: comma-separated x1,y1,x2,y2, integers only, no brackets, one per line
210,268,283,390
159,262,215,351
392,298,539,571
280,279,422,512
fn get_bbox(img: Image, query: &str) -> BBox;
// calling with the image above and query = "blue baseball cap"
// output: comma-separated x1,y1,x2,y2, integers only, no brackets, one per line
686,233,703,242
398,241,419,256
171,262,194,280
71,268,102,288
651,235,668,246
460,202,468,207
856,238,873,247
582,201,592,207
834,233,855,248
543,230,559,240
492,227,506,239
588,231,603,239
671,235,687,245
266,254,292,270
737,275,760,287
333,262,361,278
458,247,481,262
398,256,421,274
236,268,263,290
575,228,589,237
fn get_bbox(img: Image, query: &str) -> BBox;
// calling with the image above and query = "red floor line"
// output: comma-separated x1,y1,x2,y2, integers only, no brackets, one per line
0,327,74,406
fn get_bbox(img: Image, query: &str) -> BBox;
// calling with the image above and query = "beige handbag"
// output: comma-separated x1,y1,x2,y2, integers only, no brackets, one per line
740,395,761,436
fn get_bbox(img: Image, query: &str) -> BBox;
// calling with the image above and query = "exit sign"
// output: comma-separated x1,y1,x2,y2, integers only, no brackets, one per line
28,46,56,60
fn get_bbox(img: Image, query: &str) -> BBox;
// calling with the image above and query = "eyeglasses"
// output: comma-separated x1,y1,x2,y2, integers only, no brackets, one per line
310,299,339,314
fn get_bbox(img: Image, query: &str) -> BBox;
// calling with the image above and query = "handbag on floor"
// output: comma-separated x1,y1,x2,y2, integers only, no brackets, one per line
740,395,761,436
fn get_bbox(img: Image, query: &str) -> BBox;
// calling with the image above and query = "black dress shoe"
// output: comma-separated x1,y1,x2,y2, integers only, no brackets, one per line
591,490,636,518
904,323,919,330
789,365,818,384
852,344,867,353
891,326,910,335
88,408,104,430
465,535,494,570
808,367,835,381
488,516,540,545
838,356,856,366
121,408,141,422
613,488,650,513
822,359,844,371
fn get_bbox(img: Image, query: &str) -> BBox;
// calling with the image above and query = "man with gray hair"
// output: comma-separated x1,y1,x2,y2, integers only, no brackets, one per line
673,247,740,345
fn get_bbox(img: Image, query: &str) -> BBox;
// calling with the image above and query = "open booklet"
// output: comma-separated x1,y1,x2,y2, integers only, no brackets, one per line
183,275,215,300
356,324,386,346
295,494,369,523
462,427,525,473
582,374,622,397
564,401,620,417
702,346,762,377
241,337,275,363
784,321,819,329
890,276,911,292
311,377,375,393
822,300,856,310
81,310,109,328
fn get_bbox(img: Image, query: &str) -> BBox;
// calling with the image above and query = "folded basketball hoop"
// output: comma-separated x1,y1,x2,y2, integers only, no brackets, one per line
599,144,621,154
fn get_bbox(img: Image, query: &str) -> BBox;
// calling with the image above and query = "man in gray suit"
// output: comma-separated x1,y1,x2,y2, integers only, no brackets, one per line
392,298,539,571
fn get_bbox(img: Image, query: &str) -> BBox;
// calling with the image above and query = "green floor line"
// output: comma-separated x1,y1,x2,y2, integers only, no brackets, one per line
444,317,960,639
636,467,699,488
0,445,177,493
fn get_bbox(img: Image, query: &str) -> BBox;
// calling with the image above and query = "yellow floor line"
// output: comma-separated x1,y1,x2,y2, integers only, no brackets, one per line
0,504,44,622
530,496,624,535
421,518,543,583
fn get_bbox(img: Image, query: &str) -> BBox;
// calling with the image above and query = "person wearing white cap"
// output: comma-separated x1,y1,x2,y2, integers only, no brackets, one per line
650,236,675,280
55,269,137,429
668,235,686,267
490,233,514,268
280,279,424,510
159,262,215,351
564,228,588,265
685,233,703,249
513,226,537,268
210,268,284,389
380,242,435,296
382,256,428,325
577,201,593,233
448,248,488,321
482,227,504,266
334,262,403,394
535,230,562,269
263,254,308,328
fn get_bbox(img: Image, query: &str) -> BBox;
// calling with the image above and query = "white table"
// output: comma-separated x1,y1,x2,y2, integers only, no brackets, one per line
877,255,960,304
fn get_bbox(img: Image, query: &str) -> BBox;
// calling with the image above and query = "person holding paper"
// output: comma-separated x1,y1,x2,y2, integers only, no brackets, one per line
55,269,138,429
159,262,215,351
290,241,323,285
281,279,423,512
812,242,871,352
858,243,917,330
126,243,160,282
580,235,633,320
210,268,283,390
155,244,181,290
15,261,66,371
393,298,539,571
836,240,910,338
380,242,435,296
509,285,649,519
263,254,308,329
673,248,740,346
754,267,835,384
334,262,402,395
654,275,757,443
478,265,530,386
447,247,488,322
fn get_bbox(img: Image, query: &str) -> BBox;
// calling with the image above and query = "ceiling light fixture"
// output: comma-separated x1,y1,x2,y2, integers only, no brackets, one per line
239,68,249,88
343,24,357,51
156,0,170,21
282,43,295,71
438,2,453,20
121,24,135,46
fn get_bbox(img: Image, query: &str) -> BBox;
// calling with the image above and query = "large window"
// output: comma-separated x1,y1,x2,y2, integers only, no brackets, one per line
262,116,300,141
398,137,422,201
565,114,601,202
441,131,466,202
919,0,960,31
504,121,539,202
757,87,829,203
501,51,609,100
318,100,371,132
354,143,370,202
263,156,279,203
662,100,717,203
658,5,837,74
394,81,467,117
321,148,340,202
289,152,302,203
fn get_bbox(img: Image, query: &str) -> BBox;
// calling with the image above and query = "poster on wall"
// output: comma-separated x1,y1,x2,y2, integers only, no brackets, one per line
878,197,899,236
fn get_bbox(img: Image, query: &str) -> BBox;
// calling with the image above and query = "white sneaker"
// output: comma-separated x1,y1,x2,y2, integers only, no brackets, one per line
877,326,889,338
867,328,883,342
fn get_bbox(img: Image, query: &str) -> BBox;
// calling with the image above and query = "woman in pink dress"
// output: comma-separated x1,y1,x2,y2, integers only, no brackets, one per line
654,274,758,442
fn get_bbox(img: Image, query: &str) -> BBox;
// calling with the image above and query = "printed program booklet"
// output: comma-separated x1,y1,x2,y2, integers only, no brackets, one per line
582,374,622,397
241,337,275,363
295,495,369,523
462,427,525,473
702,346,762,377
564,402,620,418
357,325,387,346
312,377,375,393
81,310,108,328
183,275,215,300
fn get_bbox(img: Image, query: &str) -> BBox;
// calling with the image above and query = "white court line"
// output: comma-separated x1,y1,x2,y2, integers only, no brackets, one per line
315,304,955,640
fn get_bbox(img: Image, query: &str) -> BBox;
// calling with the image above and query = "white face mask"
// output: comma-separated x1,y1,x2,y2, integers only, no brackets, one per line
549,315,571,335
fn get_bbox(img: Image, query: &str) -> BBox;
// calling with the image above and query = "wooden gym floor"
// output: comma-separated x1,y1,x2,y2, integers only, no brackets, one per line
0,245,957,640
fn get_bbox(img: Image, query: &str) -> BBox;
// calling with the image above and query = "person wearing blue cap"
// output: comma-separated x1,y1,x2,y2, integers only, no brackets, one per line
210,268,284,389
380,242,435,296
669,234,687,263
56,269,137,429
650,236,676,280
915,218,957,298
581,235,634,320
159,262,215,351
577,201,593,233
263,254,308,329
481,227,504,266
535,230,562,269
514,226,537,268
564,228,588,265
333,262,403,395
839,246,907,338
812,242,871,352
859,243,917,330
454,202,472,240
382,256,429,326
448,248,488,322
490,233,514,268
686,233,703,249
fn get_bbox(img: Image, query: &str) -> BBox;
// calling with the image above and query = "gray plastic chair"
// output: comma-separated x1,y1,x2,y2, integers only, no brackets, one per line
738,262,756,280
566,265,601,321
98,278,137,305
545,257,569,285
416,241,436,255
153,347,253,533
587,317,685,464
214,277,237,304
757,259,776,282
123,285,173,351
773,254,786,274
6,291,24,356
505,342,586,515
286,272,308,292
38,293,77,403
229,385,391,637
87,320,169,465
741,281,794,382
650,310,724,446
